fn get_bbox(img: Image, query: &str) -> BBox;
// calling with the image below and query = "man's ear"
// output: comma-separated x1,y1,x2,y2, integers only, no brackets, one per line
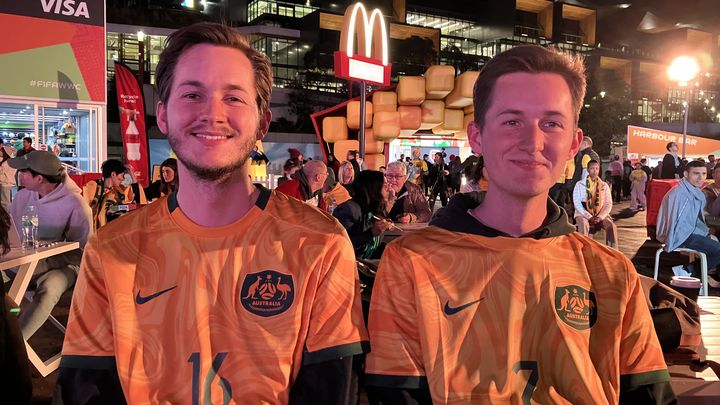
257,109,272,141
568,127,583,160
156,101,168,134
467,121,483,156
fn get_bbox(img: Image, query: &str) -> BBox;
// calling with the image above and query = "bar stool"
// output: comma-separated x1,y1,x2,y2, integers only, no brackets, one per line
653,246,708,296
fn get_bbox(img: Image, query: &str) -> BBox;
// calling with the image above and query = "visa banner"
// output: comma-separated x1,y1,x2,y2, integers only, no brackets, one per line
114,62,149,187
626,125,720,158
0,0,105,103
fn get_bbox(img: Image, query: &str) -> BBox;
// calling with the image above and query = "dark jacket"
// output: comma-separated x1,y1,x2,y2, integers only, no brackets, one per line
571,147,600,185
661,153,681,179
332,200,376,258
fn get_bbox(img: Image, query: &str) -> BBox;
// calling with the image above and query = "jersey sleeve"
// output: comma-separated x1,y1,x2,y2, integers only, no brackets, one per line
618,259,671,390
301,233,369,365
365,243,427,389
60,233,116,370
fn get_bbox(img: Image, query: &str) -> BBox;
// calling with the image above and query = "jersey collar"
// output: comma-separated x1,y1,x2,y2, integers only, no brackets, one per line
430,192,576,239
167,184,272,214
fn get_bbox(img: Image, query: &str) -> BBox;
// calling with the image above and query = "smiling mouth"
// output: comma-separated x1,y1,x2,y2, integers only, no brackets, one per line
511,160,547,168
192,132,232,140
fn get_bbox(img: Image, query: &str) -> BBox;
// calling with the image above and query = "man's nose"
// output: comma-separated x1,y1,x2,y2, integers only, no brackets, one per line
518,123,544,152
199,97,226,124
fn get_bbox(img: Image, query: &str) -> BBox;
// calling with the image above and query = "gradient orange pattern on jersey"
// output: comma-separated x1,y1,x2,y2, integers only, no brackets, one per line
366,226,668,404
62,189,368,404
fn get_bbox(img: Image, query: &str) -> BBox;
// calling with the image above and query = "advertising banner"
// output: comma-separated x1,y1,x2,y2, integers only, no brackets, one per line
627,125,720,158
114,62,149,187
0,0,105,103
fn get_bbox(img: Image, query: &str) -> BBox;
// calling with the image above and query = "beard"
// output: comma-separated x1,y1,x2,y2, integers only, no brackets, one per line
168,129,258,183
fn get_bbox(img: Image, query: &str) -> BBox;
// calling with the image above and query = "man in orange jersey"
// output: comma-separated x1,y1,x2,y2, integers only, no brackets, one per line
55,23,368,404
365,45,674,404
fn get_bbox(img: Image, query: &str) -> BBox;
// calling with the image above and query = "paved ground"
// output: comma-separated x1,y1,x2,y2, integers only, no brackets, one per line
26,199,716,403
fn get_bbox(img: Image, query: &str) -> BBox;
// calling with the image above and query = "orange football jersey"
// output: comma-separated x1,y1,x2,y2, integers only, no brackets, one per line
61,187,368,404
366,227,669,404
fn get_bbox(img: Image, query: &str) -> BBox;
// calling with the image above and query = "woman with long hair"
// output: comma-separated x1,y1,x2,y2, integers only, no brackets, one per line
337,161,355,192
332,170,392,260
144,158,179,200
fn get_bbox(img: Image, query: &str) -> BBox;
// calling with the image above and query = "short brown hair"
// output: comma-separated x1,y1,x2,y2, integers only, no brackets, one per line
155,22,272,114
472,45,586,129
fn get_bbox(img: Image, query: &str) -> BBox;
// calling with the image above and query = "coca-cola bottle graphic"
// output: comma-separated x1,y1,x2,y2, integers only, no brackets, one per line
122,107,141,161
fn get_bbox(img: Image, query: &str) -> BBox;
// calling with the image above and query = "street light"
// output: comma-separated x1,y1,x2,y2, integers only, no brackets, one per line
667,55,700,159
137,31,146,85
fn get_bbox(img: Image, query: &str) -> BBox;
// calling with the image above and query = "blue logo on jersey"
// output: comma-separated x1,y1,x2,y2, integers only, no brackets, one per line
240,270,294,317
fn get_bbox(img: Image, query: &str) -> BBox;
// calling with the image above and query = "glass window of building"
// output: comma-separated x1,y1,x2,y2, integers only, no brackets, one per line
248,0,317,23
0,102,99,172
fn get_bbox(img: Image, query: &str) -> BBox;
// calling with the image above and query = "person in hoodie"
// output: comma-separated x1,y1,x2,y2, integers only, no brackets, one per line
656,160,720,288
275,159,329,211
364,45,674,404
7,151,92,339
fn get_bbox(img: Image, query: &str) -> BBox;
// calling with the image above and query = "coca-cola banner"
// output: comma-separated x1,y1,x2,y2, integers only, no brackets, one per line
114,62,149,187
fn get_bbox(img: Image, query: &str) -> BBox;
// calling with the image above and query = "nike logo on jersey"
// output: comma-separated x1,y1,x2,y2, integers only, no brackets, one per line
135,286,177,305
444,297,485,316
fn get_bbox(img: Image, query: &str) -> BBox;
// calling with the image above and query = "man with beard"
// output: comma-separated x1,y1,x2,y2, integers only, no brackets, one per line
56,23,367,405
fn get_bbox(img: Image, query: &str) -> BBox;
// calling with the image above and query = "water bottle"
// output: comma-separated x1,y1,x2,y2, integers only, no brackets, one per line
327,198,337,215
21,205,38,250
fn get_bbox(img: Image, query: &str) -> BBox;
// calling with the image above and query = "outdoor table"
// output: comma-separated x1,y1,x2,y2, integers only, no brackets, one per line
669,296,720,401
383,221,430,242
2,242,80,377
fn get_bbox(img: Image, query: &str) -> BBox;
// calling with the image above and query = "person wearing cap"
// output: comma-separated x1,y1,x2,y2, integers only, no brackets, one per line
287,148,304,164
7,151,92,339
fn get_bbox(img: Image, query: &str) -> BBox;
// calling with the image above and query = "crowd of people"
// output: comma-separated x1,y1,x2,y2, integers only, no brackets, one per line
0,21,696,404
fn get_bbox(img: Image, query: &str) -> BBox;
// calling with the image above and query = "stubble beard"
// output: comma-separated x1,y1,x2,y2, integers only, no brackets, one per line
168,130,257,183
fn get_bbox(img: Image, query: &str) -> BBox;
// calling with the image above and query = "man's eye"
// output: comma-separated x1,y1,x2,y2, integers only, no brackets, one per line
544,121,562,128
182,93,200,99
503,120,519,126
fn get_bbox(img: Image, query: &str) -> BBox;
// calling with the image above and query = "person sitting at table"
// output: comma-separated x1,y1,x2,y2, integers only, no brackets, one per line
657,160,720,288
322,167,352,209
338,161,355,194
333,170,392,260
384,161,431,223
7,151,92,340
275,160,328,210
144,158,178,201
84,159,146,229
